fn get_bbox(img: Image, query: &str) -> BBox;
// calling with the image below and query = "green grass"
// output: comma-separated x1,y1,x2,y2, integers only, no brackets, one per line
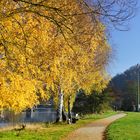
0,111,117,140
106,112,140,140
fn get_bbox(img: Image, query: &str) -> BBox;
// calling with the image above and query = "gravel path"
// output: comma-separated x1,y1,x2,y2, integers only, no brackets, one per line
64,113,126,140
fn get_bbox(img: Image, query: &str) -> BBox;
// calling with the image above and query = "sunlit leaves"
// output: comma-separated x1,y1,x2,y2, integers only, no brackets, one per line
0,0,111,113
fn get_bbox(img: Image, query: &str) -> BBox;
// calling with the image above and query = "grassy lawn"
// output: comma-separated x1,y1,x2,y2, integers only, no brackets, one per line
0,111,117,140
106,112,140,140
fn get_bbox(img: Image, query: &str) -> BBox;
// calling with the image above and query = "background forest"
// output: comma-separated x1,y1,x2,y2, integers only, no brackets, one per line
107,64,139,111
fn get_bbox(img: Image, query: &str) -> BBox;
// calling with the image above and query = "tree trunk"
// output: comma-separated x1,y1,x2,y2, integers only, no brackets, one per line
68,95,72,124
57,86,64,122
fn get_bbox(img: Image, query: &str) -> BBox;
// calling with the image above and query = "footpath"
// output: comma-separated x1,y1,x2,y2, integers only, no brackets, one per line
65,113,126,140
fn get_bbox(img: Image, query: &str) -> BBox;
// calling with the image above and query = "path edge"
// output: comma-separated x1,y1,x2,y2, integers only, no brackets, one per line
103,113,127,140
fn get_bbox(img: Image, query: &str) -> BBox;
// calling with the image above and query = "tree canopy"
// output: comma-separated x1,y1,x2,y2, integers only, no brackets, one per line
0,0,137,113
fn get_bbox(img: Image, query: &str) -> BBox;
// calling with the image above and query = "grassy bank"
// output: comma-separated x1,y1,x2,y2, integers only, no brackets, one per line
0,111,117,140
106,112,140,140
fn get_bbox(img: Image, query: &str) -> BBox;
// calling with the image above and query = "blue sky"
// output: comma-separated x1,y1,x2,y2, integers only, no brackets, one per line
109,5,140,77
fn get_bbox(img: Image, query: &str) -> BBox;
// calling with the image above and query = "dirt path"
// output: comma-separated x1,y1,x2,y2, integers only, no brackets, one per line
64,113,126,140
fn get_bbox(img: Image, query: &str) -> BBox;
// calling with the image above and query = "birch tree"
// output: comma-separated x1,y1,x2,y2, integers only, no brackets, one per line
0,0,134,117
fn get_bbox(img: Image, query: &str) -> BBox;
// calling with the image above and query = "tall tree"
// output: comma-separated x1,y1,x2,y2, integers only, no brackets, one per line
0,0,135,117
0,0,111,115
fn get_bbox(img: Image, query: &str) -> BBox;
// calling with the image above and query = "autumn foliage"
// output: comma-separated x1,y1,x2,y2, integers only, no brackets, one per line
0,0,111,114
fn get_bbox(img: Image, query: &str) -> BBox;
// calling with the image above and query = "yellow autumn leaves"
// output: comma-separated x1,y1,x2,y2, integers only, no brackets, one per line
0,70,38,113
0,0,111,112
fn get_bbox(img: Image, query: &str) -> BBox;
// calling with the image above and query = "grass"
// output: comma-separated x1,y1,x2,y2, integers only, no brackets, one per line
106,112,140,140
0,111,117,140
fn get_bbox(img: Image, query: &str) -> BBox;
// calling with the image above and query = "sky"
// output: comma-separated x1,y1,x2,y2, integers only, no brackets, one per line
109,4,140,77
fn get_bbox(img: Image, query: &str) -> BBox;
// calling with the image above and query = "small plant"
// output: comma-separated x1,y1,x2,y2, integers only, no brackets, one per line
14,124,26,136
45,122,53,128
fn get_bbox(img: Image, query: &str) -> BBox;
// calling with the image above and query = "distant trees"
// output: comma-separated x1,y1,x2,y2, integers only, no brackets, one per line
108,64,139,111
72,89,112,114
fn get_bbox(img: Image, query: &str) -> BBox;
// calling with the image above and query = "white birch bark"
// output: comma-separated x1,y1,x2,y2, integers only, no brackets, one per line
58,86,63,122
